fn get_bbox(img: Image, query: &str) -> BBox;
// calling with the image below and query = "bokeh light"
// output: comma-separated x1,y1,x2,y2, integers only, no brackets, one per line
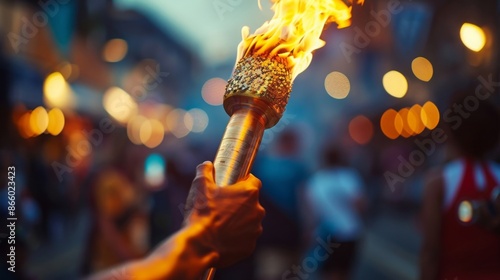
398,108,414,138
380,109,403,139
348,115,374,145
167,109,191,138
102,38,128,62
458,200,473,223
421,101,440,130
140,119,165,149
324,71,351,99
29,106,49,136
383,70,408,98
47,108,65,136
57,62,80,81
202,78,226,106
183,112,194,133
144,154,166,188
411,57,434,82
43,72,74,109
18,111,34,138
188,108,209,133
408,104,425,135
68,132,92,158
127,115,148,145
460,23,486,52
103,87,138,124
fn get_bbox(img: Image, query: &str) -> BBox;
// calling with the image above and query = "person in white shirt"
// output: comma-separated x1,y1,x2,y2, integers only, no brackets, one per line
304,146,366,280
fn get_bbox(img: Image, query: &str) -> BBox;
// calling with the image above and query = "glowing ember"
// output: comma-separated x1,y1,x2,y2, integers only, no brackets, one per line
237,0,363,80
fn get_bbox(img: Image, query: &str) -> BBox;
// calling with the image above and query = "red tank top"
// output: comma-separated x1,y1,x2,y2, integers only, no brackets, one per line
439,159,500,280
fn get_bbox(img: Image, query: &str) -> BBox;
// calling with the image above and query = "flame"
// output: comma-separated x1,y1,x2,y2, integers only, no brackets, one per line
237,0,363,80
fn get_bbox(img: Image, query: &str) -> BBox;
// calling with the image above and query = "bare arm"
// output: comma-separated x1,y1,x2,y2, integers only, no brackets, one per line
89,161,264,280
89,223,218,280
419,171,443,280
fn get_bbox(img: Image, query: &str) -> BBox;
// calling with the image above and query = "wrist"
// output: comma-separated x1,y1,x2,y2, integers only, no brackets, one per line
184,217,220,267
128,220,219,279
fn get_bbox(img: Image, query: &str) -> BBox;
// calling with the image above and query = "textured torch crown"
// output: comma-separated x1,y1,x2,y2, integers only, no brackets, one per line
224,55,293,128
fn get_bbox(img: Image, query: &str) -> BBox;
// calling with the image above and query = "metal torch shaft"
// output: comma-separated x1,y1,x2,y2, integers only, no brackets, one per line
214,106,266,186
202,105,266,280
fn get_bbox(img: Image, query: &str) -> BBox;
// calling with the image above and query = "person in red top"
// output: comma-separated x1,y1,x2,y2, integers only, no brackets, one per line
420,90,500,280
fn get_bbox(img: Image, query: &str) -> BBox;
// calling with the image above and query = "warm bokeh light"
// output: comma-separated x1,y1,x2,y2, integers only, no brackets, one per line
47,108,65,136
348,115,374,145
103,87,138,124
18,111,34,138
398,108,414,138
127,115,148,145
57,62,80,81
68,132,92,157
183,111,194,132
139,119,153,145
44,72,74,109
201,78,226,106
382,70,408,98
188,108,209,133
408,104,425,135
324,71,351,99
29,106,49,136
144,154,166,188
460,23,486,52
380,109,403,140
140,119,165,149
411,57,434,82
421,101,440,130
103,38,128,62
167,109,191,138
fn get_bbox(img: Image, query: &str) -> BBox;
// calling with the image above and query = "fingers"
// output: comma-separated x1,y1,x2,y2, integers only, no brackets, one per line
195,161,215,184
246,173,262,190
231,173,262,191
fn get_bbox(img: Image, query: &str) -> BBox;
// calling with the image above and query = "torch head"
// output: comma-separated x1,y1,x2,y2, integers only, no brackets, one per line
224,56,292,129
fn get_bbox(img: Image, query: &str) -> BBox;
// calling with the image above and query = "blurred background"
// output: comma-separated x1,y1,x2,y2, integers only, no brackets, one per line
0,0,499,279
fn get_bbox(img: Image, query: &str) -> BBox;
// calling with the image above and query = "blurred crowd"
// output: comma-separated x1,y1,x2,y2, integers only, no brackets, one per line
1,0,500,280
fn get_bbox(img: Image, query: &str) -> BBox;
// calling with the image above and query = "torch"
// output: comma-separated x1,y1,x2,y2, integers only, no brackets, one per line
202,1,363,279
212,55,292,186
204,55,292,280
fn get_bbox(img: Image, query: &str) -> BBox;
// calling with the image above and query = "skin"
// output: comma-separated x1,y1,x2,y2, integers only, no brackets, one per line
89,161,265,280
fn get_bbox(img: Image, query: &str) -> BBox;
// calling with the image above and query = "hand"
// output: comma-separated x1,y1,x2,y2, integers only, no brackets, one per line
184,161,265,267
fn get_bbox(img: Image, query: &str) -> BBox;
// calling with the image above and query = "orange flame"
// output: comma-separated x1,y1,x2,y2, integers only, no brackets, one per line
237,0,364,80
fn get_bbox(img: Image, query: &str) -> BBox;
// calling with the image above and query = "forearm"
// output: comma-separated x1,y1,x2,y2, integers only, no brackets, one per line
89,222,219,280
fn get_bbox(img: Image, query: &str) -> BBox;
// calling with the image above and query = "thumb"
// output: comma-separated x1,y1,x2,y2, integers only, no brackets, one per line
195,161,215,184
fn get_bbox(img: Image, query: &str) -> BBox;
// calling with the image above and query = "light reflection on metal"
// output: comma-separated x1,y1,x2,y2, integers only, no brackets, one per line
204,55,292,280
214,55,292,186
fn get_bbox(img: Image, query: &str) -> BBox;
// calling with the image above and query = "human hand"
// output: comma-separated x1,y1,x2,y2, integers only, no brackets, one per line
184,161,265,267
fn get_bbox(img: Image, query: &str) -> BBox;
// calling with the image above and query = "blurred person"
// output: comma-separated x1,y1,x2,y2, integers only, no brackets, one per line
83,132,150,274
253,128,309,279
303,146,366,280
85,166,149,273
420,91,500,280
89,161,265,280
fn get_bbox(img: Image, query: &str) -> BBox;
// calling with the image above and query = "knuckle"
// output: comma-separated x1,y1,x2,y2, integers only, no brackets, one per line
258,205,266,218
247,186,260,197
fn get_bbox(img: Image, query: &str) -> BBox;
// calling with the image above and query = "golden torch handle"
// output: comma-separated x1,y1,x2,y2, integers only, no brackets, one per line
213,106,266,186
201,54,292,280
202,106,266,280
